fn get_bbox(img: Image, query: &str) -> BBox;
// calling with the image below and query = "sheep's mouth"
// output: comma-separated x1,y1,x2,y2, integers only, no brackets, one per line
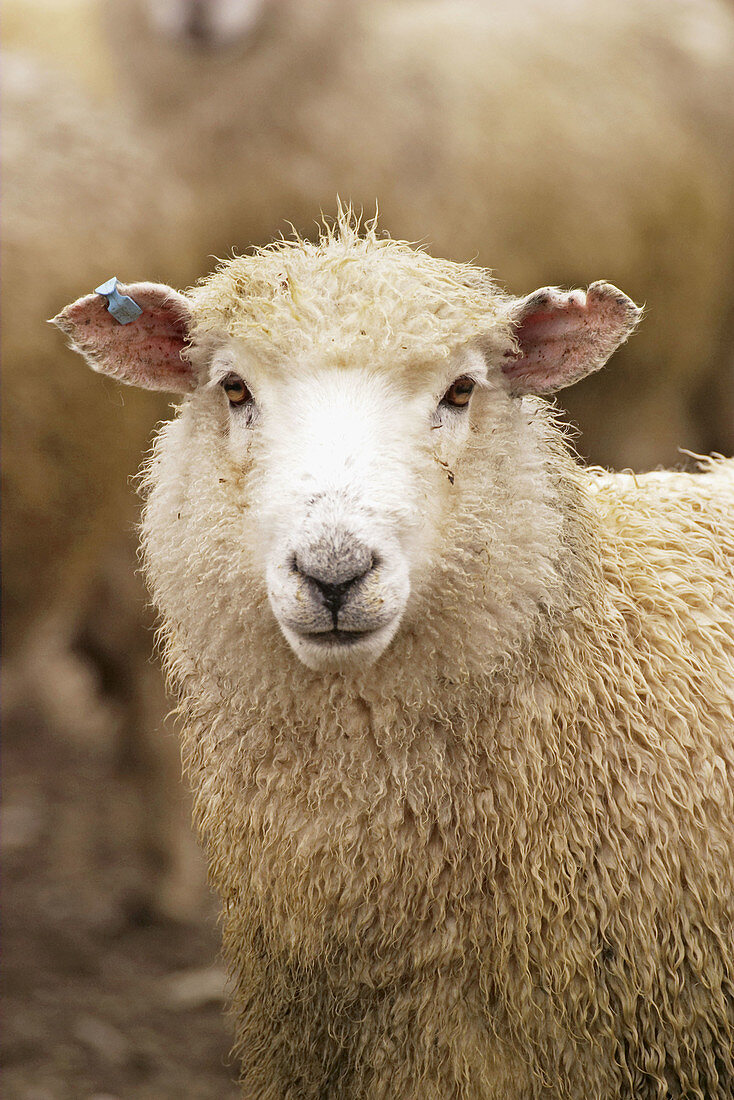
280,616,404,670
301,629,376,647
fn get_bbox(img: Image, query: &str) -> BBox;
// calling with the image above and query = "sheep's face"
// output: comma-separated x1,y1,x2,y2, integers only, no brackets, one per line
53,230,640,677
193,340,500,671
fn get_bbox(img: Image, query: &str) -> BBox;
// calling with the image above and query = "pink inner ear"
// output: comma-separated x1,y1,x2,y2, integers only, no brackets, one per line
502,283,641,396
514,293,586,344
54,282,195,393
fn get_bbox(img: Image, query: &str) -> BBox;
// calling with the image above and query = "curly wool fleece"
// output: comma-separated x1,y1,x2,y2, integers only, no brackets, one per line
135,224,734,1099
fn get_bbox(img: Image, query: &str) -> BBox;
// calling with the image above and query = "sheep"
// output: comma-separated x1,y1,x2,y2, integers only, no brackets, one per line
101,0,734,469
54,215,734,1098
2,50,206,918
0,49,194,647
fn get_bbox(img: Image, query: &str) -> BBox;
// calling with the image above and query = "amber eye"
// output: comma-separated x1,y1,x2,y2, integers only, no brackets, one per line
441,376,475,408
221,374,252,407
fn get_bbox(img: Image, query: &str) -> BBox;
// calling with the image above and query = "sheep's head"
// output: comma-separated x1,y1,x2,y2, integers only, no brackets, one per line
54,223,640,674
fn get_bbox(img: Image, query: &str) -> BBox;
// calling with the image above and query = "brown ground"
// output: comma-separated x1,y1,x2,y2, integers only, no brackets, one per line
2,702,241,1100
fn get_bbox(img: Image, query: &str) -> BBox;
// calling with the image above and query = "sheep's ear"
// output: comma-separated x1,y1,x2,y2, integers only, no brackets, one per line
502,281,641,396
51,281,195,393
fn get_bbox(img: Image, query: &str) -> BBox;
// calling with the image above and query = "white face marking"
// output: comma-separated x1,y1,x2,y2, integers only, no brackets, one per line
207,344,488,670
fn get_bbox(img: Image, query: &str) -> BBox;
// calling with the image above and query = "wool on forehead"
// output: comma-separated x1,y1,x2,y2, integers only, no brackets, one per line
189,214,511,366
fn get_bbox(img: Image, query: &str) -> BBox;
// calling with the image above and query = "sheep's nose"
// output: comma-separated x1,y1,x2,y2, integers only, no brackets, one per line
294,538,374,622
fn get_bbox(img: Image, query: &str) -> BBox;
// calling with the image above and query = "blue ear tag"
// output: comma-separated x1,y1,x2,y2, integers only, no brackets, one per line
94,276,143,325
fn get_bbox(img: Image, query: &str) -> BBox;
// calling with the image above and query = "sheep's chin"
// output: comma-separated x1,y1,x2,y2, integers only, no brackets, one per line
279,620,401,672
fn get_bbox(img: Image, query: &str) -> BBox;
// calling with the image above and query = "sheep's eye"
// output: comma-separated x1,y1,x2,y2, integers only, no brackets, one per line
441,376,475,408
221,374,252,407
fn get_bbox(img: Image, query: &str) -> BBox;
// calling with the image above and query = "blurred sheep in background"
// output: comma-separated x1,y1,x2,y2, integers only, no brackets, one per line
1,50,207,921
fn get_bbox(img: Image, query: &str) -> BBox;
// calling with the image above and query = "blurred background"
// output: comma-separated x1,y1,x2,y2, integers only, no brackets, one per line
3,0,734,1095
